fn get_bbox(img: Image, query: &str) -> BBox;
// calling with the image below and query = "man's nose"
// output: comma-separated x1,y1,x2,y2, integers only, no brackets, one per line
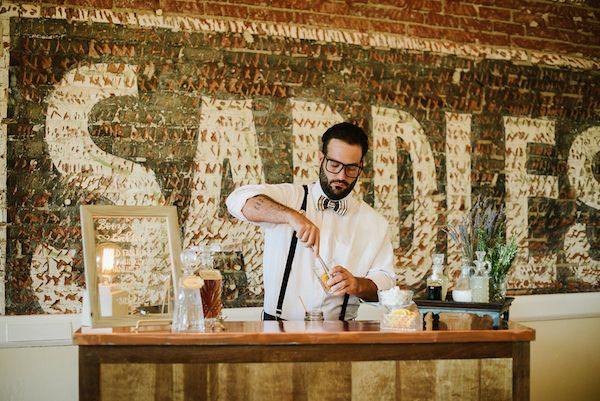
335,168,351,180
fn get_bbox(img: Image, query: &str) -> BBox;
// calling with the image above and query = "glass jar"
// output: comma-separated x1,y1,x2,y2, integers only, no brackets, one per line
305,309,324,321
186,245,224,323
452,257,472,302
378,287,422,331
489,275,508,303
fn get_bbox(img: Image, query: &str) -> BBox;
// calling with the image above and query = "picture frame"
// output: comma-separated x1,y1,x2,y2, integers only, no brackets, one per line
80,205,183,328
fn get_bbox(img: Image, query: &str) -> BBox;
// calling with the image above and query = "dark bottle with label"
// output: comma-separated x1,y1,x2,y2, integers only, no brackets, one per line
426,254,448,301
426,284,442,300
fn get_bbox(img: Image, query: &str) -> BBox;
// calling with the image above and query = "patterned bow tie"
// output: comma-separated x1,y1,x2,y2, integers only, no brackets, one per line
317,195,347,216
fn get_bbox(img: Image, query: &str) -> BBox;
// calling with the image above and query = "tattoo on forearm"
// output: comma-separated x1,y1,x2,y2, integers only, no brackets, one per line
253,197,264,210
253,195,287,212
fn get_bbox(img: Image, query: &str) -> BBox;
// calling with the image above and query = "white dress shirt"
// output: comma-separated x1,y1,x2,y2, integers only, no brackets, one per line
226,182,396,320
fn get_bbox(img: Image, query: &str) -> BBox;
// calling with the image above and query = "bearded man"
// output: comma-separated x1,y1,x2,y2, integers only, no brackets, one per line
226,122,396,321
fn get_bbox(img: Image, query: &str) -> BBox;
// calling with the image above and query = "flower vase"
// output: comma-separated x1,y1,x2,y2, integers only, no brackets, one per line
489,275,508,303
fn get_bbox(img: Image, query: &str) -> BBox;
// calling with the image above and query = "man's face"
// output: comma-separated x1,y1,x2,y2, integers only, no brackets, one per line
318,138,363,200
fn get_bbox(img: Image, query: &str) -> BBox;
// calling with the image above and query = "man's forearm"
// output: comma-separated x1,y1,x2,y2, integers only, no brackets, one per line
240,194,321,254
355,277,379,301
241,194,295,224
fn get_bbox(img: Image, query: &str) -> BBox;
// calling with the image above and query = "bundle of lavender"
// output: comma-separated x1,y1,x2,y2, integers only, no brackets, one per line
445,198,517,302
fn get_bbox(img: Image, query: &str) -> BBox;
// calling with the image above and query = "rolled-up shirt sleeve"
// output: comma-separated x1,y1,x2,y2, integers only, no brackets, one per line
226,183,299,225
225,185,265,222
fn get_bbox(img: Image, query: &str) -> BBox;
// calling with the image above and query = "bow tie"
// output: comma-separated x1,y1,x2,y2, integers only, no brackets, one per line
317,196,347,216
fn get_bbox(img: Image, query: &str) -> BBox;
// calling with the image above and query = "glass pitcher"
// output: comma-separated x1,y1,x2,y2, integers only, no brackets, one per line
470,251,491,303
172,248,205,332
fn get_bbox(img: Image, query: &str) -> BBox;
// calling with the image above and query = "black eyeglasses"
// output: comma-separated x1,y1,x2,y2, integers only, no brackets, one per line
322,155,363,178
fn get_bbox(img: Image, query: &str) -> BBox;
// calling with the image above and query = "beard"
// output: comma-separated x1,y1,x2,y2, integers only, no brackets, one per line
319,165,358,200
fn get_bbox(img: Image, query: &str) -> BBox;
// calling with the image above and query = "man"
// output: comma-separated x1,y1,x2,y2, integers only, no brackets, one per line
226,122,396,320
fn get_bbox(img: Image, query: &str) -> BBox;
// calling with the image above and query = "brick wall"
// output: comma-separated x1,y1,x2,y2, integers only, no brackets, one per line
37,0,600,57
1,1,598,314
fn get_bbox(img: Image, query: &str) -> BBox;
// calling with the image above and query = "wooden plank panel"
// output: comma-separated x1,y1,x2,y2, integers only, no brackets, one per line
292,363,308,401
97,359,516,401
480,359,511,401
397,360,437,401
352,361,396,401
298,362,352,401
434,360,479,401
101,364,156,401
182,364,208,401
91,342,512,364
247,363,294,401
172,364,184,401
214,363,250,401
79,347,101,401
154,364,173,401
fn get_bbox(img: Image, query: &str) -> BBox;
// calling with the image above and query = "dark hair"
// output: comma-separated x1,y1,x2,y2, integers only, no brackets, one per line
321,122,369,159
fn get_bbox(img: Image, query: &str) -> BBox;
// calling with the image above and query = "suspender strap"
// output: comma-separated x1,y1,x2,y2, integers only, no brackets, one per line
263,311,282,321
339,294,350,321
275,185,309,319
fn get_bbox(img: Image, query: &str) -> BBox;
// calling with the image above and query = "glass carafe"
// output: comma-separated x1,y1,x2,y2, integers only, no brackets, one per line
470,251,491,303
452,257,472,302
172,248,205,332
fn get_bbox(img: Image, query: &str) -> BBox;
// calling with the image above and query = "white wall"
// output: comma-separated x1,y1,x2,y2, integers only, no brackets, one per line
1,293,599,401
522,317,600,401
0,345,78,401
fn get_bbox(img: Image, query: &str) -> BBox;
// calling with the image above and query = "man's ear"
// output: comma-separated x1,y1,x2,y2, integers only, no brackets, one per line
318,151,324,164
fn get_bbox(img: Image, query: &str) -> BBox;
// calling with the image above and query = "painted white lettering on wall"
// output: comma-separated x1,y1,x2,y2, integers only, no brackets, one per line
45,64,162,205
564,127,600,284
36,64,600,311
372,106,438,286
568,127,600,210
39,64,165,312
184,96,265,296
504,117,559,287
445,113,472,273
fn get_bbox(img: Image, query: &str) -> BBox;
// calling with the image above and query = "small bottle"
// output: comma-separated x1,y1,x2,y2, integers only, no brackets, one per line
426,254,449,301
452,257,472,302
470,251,491,303
172,249,205,332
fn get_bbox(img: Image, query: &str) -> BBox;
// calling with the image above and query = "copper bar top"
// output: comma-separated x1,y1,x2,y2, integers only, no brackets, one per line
74,320,535,346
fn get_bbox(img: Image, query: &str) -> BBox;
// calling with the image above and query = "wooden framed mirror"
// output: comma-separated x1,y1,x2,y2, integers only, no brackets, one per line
80,205,182,327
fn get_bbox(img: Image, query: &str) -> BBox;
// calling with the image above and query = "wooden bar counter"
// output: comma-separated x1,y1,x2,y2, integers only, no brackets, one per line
74,320,535,401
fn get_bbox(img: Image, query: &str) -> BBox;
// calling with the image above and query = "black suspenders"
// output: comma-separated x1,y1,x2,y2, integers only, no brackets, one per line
274,185,308,320
339,294,350,320
266,184,351,321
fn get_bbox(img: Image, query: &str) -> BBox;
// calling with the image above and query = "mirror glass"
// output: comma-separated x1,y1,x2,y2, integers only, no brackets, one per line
81,206,182,327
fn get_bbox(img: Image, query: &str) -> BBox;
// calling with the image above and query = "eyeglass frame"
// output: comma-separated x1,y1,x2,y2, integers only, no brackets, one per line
321,154,363,178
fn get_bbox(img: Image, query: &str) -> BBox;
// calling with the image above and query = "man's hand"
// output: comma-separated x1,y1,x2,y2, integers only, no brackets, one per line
287,211,320,255
242,194,320,255
327,266,378,301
